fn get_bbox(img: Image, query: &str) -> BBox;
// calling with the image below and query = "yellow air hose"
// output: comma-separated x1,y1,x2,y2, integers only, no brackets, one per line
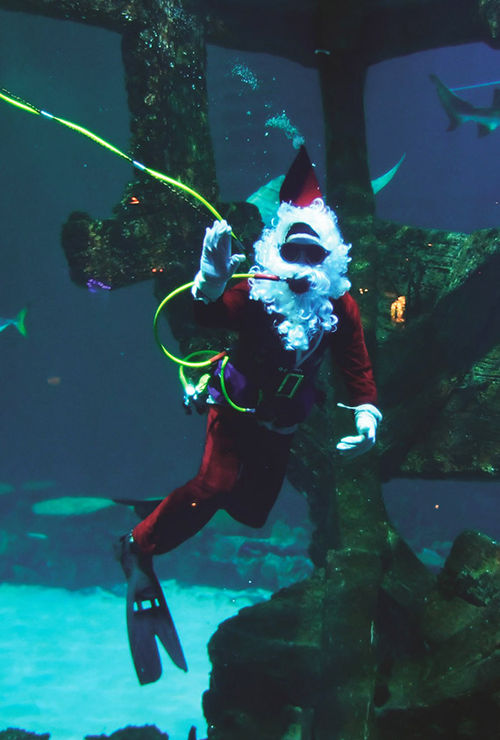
153,273,279,412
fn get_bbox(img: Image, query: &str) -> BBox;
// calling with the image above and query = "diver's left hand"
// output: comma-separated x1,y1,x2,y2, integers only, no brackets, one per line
336,404,383,460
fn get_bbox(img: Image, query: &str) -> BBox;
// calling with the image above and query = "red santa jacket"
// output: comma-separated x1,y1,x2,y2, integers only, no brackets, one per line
194,280,377,428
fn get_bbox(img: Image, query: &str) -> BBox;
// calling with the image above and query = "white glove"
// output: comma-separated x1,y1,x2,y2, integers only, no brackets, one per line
336,403,383,460
192,220,245,302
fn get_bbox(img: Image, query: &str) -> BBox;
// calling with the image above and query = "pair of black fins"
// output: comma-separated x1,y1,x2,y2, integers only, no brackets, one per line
115,498,187,685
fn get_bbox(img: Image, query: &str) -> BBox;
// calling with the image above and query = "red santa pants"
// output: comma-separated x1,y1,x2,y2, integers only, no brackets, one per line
132,405,293,556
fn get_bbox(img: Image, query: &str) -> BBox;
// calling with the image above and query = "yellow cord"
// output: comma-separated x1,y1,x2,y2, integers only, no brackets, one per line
0,87,234,232
153,273,256,368
155,272,279,413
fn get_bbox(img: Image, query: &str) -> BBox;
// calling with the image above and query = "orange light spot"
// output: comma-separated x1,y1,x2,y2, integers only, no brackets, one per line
434,504,440,510
47,376,62,386
390,295,406,324
129,196,140,205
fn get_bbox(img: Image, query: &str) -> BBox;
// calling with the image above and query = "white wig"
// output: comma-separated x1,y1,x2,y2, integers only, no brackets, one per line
249,199,352,351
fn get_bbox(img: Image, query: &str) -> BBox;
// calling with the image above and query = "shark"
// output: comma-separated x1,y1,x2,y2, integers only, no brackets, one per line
430,73,500,137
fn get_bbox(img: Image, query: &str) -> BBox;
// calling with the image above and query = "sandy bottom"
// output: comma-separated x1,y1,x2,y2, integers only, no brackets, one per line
0,581,269,740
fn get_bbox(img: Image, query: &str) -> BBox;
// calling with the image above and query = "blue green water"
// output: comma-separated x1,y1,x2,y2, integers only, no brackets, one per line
0,581,269,739
0,7,499,738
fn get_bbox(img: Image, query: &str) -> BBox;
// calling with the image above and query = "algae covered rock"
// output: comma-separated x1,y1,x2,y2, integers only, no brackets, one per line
84,725,169,739
0,731,50,740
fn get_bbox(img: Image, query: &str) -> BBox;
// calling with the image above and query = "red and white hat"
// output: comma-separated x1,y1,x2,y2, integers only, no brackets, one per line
279,145,323,207
279,146,325,248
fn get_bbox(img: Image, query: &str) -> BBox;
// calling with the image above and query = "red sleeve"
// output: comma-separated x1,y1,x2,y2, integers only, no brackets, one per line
330,293,378,406
193,280,250,331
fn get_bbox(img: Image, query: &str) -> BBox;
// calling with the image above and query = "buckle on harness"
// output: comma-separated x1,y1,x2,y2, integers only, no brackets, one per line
275,371,304,399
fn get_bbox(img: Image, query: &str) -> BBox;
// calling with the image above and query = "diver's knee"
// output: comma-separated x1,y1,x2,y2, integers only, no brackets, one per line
225,505,271,529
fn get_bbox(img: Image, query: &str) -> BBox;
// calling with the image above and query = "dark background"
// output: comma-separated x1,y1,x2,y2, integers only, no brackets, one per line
0,9,499,563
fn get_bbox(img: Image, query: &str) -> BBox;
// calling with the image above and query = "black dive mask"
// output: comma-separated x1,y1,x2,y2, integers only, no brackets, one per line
280,242,329,266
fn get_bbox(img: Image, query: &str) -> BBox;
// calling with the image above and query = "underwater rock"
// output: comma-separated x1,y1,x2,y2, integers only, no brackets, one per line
84,725,169,739
56,0,220,292
377,530,500,733
205,527,500,738
371,223,500,479
480,0,500,38
204,547,387,740
438,529,500,607
0,731,50,740
203,575,324,739
206,500,500,738
83,726,202,740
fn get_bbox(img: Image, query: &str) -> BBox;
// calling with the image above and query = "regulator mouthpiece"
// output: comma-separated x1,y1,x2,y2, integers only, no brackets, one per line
286,275,311,294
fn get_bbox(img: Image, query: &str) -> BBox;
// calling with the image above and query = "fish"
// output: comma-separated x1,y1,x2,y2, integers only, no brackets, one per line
246,155,405,226
371,153,406,194
430,73,500,137
32,496,116,516
246,174,285,226
0,307,27,336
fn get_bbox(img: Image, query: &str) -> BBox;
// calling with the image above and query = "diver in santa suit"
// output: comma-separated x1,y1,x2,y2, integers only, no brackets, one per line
117,146,382,684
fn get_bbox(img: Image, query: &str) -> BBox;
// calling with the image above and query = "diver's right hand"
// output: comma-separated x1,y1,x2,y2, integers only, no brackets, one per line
192,220,245,302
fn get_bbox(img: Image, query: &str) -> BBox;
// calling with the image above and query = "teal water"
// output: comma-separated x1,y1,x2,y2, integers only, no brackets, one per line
0,581,269,739
1,6,500,739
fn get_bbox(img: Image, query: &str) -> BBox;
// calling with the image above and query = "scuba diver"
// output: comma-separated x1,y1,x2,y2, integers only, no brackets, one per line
116,146,382,684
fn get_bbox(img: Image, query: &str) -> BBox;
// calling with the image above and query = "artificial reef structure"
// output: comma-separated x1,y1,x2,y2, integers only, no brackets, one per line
1,0,500,738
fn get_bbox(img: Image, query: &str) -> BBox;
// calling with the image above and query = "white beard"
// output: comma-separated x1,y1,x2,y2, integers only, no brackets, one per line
248,199,352,351
249,258,347,351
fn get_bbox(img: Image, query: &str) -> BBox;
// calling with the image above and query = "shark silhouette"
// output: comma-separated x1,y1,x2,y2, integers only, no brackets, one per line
430,73,500,137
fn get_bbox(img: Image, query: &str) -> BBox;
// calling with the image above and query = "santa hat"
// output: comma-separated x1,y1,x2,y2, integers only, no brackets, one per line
279,146,324,247
279,146,323,207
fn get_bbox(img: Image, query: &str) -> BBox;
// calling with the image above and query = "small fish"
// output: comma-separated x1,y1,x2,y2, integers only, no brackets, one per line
0,307,27,336
87,278,111,293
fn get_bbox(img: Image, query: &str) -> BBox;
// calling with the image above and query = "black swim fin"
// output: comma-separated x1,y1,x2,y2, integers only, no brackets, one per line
116,535,188,684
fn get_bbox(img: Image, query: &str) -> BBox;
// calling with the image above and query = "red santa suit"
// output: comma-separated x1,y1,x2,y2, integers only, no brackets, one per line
132,279,377,556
